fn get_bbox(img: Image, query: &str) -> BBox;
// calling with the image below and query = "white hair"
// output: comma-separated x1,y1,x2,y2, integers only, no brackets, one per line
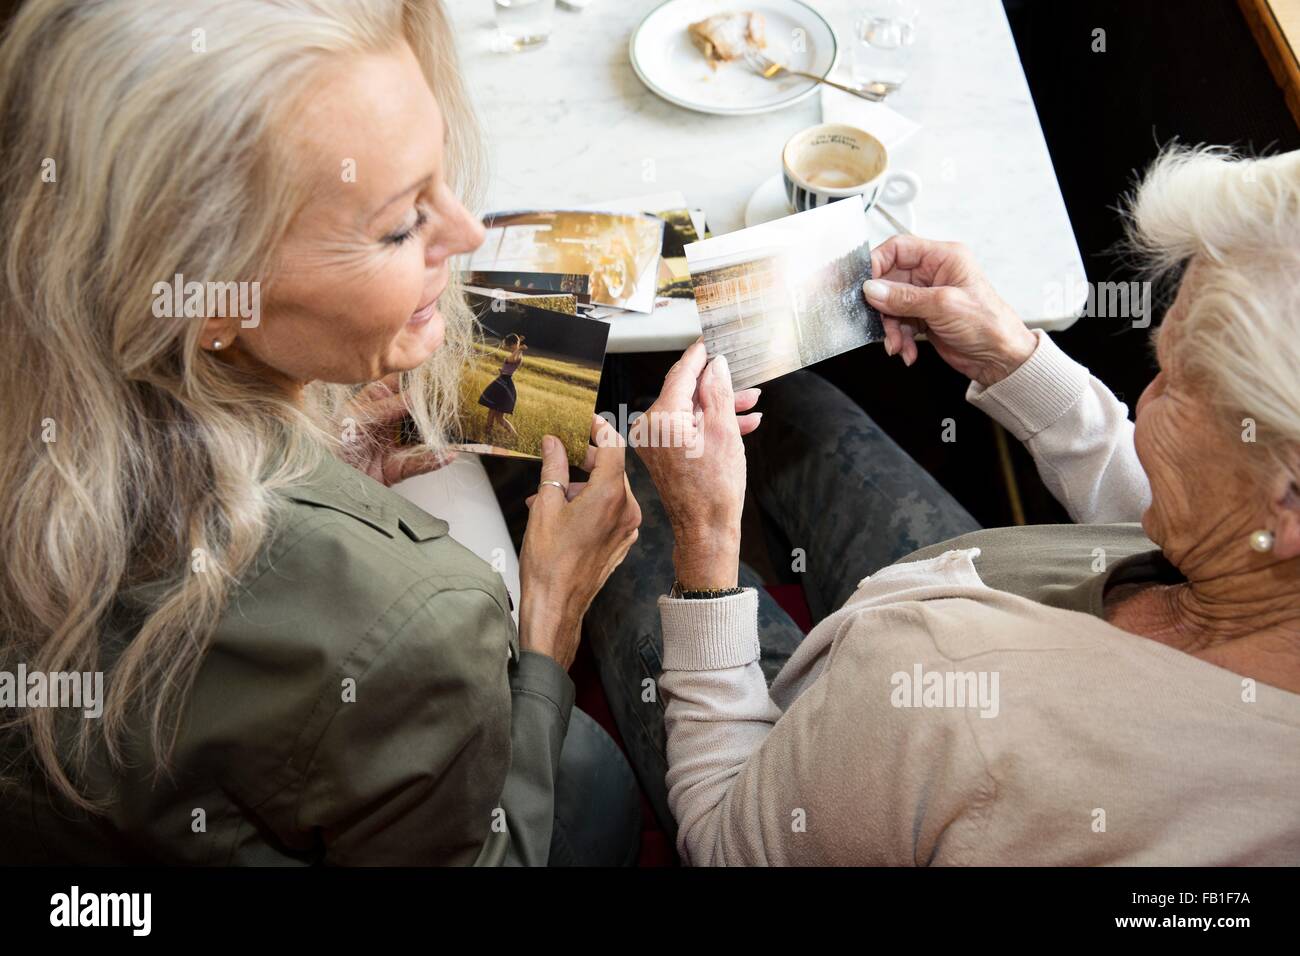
1127,145,1300,467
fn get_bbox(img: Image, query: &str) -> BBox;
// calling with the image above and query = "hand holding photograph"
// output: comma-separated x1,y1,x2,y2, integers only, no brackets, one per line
684,195,883,389
453,291,610,465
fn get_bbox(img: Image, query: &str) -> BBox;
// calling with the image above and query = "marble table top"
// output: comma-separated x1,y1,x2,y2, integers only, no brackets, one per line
453,0,1088,352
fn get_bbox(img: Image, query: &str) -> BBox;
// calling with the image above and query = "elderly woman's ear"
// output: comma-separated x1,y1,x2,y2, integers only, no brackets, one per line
1269,477,1300,561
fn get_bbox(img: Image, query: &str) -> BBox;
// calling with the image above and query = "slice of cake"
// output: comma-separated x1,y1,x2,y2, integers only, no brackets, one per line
688,12,767,69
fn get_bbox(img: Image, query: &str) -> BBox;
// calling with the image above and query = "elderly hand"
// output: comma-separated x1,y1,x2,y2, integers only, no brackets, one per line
518,415,641,669
633,341,762,591
342,376,456,486
863,236,1038,387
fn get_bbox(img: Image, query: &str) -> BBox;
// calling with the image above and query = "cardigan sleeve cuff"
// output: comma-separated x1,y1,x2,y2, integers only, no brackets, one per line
658,588,760,671
965,329,1092,441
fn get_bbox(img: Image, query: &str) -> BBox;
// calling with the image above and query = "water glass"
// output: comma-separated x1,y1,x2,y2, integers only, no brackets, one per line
494,0,555,51
852,1,919,94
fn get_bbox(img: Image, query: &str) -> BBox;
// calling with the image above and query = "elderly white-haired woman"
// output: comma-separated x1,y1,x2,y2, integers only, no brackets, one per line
587,146,1300,865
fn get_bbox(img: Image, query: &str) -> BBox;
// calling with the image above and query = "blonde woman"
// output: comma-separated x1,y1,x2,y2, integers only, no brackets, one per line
0,0,643,865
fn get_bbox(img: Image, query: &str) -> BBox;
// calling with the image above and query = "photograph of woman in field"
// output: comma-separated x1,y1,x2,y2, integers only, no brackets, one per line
455,292,609,464
478,333,528,442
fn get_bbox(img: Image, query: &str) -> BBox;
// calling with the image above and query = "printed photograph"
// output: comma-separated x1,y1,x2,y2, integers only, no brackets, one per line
463,285,578,316
684,196,883,390
454,291,609,465
462,269,592,303
575,192,708,331
468,210,665,313
651,206,700,300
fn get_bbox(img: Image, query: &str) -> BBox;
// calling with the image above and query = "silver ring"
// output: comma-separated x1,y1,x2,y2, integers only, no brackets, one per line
538,480,565,493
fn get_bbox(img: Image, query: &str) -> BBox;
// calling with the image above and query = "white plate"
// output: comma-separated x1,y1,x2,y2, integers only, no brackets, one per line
630,0,838,116
744,172,917,243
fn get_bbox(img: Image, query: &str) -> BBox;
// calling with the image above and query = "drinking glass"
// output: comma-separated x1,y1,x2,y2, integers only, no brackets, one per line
494,0,555,51
852,1,919,94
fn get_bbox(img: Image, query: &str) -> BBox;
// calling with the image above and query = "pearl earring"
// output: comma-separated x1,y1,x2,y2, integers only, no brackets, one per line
211,339,224,350
1248,529,1275,553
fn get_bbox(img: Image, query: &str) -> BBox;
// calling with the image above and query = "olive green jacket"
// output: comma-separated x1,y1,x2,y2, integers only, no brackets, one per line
0,453,572,865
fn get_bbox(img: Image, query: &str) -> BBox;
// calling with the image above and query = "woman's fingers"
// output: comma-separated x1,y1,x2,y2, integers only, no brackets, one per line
588,413,627,479
863,277,948,320
697,353,735,417
881,315,901,356
871,234,955,285
380,448,455,485
357,382,410,426
871,234,923,276
899,320,920,366
358,380,391,402
871,236,916,286
579,378,749,475
734,387,761,413
536,434,570,504
880,315,921,365
526,480,587,509
660,339,710,411
623,472,639,513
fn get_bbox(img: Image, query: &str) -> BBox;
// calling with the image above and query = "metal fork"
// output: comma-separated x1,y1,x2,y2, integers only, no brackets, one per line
742,49,889,102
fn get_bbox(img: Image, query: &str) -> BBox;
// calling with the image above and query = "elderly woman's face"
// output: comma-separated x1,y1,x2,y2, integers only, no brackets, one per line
228,42,485,387
1133,267,1267,570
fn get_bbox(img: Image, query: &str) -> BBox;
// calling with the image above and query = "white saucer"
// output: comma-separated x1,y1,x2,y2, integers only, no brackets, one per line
743,173,918,244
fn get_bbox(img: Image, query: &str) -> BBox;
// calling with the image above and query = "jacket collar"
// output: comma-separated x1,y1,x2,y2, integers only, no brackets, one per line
278,453,450,542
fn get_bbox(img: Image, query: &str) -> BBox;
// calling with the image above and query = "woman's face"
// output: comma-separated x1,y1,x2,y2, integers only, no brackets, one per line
214,42,485,389
1133,264,1277,572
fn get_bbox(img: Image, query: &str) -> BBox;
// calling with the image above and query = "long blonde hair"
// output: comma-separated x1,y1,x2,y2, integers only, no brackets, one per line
0,0,484,809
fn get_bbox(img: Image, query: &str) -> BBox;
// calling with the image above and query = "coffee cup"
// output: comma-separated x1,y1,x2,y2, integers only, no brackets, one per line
781,122,921,214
